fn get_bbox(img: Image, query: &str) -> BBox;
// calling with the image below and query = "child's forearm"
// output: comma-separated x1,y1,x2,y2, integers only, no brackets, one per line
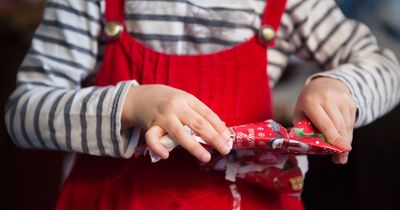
4,80,138,158
3,0,141,158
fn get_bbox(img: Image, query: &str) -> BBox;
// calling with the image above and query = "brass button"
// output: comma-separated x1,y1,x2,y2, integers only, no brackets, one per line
104,21,123,38
259,25,276,43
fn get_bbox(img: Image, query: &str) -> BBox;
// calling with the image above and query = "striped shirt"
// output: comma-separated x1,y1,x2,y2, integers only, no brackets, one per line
4,0,400,158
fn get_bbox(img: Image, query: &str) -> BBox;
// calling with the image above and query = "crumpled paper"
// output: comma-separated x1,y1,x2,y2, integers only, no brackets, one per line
150,118,344,162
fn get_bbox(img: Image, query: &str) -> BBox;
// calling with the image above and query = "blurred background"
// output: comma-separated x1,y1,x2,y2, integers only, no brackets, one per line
0,1,64,210
0,0,399,210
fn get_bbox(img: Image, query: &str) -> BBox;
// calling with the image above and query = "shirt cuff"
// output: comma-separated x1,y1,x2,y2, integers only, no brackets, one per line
113,80,141,158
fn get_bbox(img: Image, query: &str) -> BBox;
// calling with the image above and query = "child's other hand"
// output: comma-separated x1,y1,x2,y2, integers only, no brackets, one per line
293,77,357,164
121,84,231,163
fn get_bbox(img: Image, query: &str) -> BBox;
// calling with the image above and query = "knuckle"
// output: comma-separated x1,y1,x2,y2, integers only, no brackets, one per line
345,122,353,131
186,93,197,101
322,91,335,102
163,104,184,116
165,98,180,109
153,117,169,131
302,94,315,105
203,109,216,120
171,127,184,140
191,117,206,132
319,121,333,134
337,123,347,134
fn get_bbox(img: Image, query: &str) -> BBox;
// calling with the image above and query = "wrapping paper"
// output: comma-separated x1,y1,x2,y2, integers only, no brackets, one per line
232,118,344,154
150,118,344,162
147,118,345,195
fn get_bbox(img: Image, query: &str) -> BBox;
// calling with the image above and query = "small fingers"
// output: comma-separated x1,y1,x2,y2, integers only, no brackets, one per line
164,117,211,163
341,104,356,145
323,105,351,151
304,105,351,151
332,152,349,164
189,97,230,136
180,108,230,155
145,125,169,159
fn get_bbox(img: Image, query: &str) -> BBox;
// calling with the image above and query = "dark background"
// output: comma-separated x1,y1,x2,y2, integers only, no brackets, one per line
0,1,64,210
0,1,399,210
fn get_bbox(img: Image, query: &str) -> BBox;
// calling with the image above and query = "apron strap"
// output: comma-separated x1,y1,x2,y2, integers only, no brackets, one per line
261,0,287,29
105,0,125,22
261,0,287,46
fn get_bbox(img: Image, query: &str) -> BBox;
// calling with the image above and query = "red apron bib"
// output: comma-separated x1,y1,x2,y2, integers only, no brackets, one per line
56,0,303,209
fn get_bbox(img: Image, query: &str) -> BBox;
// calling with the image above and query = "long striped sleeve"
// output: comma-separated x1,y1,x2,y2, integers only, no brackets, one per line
273,0,400,127
4,0,139,158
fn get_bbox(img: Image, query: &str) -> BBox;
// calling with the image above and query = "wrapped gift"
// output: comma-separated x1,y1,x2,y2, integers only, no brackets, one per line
150,118,344,162
148,118,345,195
231,118,343,154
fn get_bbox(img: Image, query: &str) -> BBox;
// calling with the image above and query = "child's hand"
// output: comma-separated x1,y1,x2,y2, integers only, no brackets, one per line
293,77,357,164
121,84,231,163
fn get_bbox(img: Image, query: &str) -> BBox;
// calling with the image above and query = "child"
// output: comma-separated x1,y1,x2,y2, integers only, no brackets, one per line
5,0,400,209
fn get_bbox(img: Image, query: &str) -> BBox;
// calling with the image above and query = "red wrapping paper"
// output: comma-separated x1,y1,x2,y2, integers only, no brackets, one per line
149,118,345,163
148,118,344,194
229,118,344,154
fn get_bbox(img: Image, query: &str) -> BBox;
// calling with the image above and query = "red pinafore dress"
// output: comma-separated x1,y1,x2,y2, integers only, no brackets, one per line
56,0,303,209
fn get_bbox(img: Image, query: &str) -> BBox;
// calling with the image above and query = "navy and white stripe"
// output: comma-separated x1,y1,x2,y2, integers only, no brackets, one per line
4,0,400,158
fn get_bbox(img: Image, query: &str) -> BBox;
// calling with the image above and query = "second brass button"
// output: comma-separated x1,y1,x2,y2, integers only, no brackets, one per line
104,21,124,39
259,25,276,44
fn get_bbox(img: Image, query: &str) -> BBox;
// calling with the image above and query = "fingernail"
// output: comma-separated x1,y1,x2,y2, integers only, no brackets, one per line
221,144,231,155
219,133,231,154
200,152,211,162
161,151,169,159
217,137,230,155
222,131,230,140
339,155,348,164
